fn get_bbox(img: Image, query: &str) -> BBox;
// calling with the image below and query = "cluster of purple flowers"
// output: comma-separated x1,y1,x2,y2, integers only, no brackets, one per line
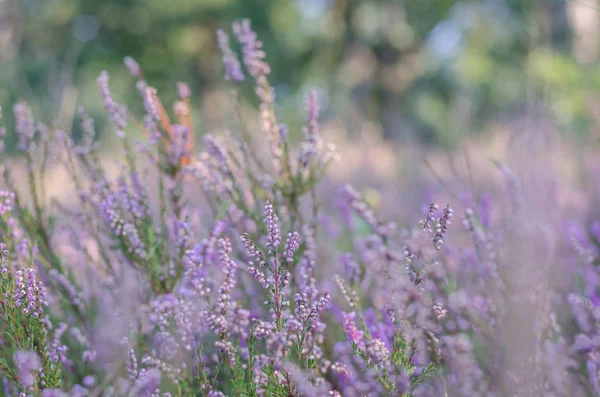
13,268,47,317
2,16,600,397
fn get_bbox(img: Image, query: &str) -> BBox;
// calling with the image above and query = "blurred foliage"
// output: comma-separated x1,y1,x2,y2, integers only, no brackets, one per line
2,0,600,148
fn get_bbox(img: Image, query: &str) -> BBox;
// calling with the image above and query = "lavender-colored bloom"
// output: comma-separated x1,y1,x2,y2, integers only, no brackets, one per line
216,29,244,83
282,361,332,396
199,220,227,264
570,334,596,354
13,268,48,317
366,338,389,365
479,193,492,227
82,376,95,388
75,107,99,154
342,312,364,344
97,71,128,137
143,86,161,122
340,253,361,284
204,134,230,175
101,192,147,260
126,349,138,380
49,269,84,312
569,294,592,333
13,102,36,151
0,191,15,218
69,385,88,397
278,123,288,142
432,303,448,320
232,19,270,78
240,233,264,262
118,174,148,220
284,232,299,263
589,359,600,395
420,202,438,233
208,238,237,336
167,124,190,167
263,199,281,253
14,351,41,388
303,90,320,145
342,184,394,237
247,265,269,289
123,56,140,77
176,82,191,99
135,368,161,395
433,204,453,249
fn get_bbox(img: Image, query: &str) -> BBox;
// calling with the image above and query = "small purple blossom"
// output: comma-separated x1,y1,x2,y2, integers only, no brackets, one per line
14,351,41,388
176,82,191,99
0,191,15,218
123,56,140,77
96,71,128,136
217,29,244,83
343,312,364,344
263,199,281,253
13,102,36,151
232,19,270,78
284,232,299,263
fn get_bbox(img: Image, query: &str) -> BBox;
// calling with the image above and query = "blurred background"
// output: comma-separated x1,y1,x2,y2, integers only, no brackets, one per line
1,0,600,151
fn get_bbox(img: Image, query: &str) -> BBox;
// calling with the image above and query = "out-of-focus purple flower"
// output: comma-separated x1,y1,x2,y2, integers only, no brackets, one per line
303,90,320,145
204,134,230,175
13,268,47,317
342,185,394,238
570,334,596,354
207,238,237,337
176,82,191,99
588,359,600,395
216,29,244,83
284,232,299,263
366,338,389,366
342,312,364,344
69,385,88,397
13,102,36,151
97,71,128,137
232,19,270,78
433,204,453,249
49,269,84,313
126,349,138,380
0,191,15,218
479,193,492,227
143,86,161,122
264,199,281,253
82,376,95,388
14,350,41,388
340,253,360,284
135,368,162,395
101,192,147,260
123,56,140,77
569,294,593,333
421,203,438,233
277,123,288,142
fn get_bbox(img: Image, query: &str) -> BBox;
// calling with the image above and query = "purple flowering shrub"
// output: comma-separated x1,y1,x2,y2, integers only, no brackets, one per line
0,17,599,397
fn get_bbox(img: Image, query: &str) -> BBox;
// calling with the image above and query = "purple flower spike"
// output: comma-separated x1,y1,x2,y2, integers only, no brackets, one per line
217,29,245,83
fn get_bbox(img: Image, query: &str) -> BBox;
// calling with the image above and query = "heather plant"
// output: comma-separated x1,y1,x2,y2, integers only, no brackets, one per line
1,17,600,397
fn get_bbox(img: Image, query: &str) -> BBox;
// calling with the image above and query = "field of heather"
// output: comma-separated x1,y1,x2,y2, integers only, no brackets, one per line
3,2,600,396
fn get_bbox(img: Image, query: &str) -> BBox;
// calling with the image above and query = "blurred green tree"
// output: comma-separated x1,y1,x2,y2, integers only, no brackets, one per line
1,0,599,148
